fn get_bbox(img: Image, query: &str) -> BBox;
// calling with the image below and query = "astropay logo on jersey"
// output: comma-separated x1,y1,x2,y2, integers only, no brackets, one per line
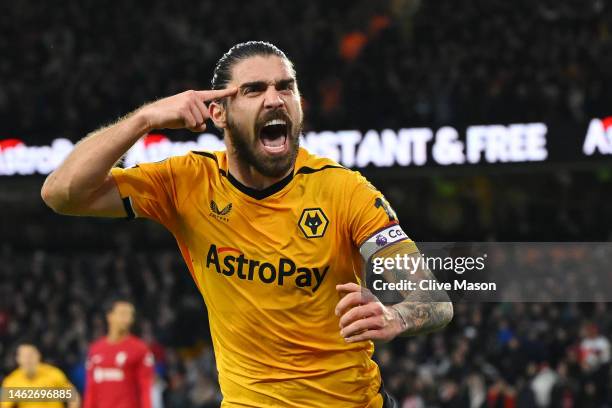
205,244,329,293
583,117,612,155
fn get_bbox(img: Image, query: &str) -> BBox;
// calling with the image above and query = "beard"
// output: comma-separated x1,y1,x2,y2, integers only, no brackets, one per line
226,109,302,179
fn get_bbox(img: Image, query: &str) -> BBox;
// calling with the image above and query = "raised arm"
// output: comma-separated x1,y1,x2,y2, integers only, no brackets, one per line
41,88,236,217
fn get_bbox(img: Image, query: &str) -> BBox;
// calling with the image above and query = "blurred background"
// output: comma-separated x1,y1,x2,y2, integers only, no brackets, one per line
1,0,612,406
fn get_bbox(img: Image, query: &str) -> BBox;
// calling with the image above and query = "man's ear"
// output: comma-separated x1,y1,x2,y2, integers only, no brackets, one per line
209,101,227,129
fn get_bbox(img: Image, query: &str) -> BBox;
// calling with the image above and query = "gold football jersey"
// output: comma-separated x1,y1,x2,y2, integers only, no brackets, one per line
1,363,74,408
111,147,411,407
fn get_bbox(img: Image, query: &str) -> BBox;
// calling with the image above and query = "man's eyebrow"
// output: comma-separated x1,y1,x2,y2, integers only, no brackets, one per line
238,78,295,89
239,81,267,90
276,78,295,88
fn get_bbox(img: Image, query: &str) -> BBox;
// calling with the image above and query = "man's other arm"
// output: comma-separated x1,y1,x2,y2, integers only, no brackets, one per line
41,88,236,217
336,241,453,342
378,241,453,336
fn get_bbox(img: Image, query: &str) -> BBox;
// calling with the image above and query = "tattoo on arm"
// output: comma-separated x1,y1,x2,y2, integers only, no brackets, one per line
391,300,453,335
377,241,454,335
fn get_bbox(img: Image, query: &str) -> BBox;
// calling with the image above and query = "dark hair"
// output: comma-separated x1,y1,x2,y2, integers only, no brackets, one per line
16,338,40,351
103,296,134,314
211,41,294,90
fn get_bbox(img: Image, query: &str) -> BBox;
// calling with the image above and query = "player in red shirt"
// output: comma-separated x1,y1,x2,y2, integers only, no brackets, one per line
84,298,154,408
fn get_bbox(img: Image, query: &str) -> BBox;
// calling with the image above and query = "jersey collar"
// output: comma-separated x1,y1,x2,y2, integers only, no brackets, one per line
218,148,307,200
226,170,294,200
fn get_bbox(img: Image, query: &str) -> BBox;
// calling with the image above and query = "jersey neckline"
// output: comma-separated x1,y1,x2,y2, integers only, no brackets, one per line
192,148,344,201
226,170,294,200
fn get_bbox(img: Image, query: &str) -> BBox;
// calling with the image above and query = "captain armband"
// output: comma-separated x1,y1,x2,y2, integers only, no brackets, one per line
359,224,409,261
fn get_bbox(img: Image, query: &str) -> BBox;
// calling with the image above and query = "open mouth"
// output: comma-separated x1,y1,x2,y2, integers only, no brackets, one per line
259,118,289,154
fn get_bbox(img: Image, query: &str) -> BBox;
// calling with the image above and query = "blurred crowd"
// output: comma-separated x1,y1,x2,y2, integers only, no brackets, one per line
374,169,612,242
1,242,611,407
379,302,611,408
2,0,612,143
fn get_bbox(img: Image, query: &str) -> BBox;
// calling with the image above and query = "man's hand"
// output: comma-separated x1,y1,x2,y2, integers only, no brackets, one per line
138,88,237,132
335,282,405,343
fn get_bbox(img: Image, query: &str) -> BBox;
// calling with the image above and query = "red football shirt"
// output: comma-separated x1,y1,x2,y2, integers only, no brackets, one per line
84,335,154,408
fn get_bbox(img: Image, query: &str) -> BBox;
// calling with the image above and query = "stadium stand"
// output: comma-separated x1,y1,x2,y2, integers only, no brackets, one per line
1,0,611,141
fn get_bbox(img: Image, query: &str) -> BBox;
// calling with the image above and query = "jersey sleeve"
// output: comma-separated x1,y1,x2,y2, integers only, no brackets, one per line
136,348,154,408
346,172,416,260
50,367,73,389
110,158,181,229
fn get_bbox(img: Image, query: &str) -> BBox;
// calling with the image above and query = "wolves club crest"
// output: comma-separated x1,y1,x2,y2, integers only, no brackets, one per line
298,208,329,238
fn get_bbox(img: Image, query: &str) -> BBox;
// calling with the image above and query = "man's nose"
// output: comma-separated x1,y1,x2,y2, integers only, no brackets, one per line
263,86,285,109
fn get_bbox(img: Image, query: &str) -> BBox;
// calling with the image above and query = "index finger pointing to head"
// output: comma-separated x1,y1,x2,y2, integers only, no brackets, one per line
196,87,238,102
